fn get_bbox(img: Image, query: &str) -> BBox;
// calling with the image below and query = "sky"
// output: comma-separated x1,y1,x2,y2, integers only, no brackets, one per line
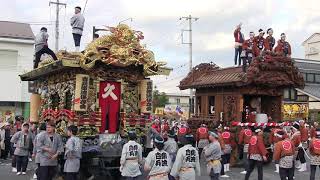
1,0,320,94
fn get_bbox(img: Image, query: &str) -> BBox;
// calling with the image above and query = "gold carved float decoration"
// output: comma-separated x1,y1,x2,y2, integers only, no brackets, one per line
40,24,170,76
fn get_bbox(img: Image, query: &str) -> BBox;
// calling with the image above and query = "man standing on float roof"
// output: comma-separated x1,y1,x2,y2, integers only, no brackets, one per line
70,6,85,52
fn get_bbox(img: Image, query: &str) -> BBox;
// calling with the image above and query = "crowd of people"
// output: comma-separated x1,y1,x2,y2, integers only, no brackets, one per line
0,117,82,180
233,23,292,72
119,119,320,180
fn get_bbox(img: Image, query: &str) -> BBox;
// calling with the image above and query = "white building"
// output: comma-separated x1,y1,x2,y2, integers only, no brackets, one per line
0,21,34,120
302,33,320,60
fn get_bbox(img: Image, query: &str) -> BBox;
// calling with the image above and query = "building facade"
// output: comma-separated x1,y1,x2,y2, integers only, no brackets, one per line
283,58,320,122
302,33,320,60
0,21,34,121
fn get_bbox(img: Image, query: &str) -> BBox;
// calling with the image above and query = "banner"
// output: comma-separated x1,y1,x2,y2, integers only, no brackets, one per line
99,81,121,133
74,74,90,111
139,80,153,113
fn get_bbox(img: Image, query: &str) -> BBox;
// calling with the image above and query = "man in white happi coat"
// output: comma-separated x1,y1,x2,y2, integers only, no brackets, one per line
170,134,201,180
120,131,143,180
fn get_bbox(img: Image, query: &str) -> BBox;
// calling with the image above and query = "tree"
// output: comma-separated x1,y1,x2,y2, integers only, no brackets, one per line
152,86,169,110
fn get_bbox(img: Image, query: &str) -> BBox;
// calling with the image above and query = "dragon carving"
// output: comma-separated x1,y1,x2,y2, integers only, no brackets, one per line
52,24,166,76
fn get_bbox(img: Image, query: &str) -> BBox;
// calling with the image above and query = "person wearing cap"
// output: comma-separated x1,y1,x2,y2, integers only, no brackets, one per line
203,131,222,180
120,131,143,179
245,127,268,180
145,135,172,180
275,33,291,57
220,127,235,174
242,32,255,72
34,27,58,69
233,23,244,66
10,123,34,175
32,122,47,179
273,131,295,180
253,29,266,57
196,124,209,159
309,128,320,180
265,28,275,51
164,130,178,163
170,134,201,180
70,6,85,52
37,122,63,180
238,127,252,174
64,125,82,180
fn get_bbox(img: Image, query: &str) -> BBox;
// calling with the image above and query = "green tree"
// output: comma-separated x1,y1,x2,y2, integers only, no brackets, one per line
153,86,169,111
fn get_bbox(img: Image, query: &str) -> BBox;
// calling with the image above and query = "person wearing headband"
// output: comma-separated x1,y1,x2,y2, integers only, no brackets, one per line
170,134,201,180
196,123,209,160
164,130,178,170
273,131,295,180
309,128,320,180
245,127,267,180
275,33,291,57
120,131,143,179
145,135,171,180
265,28,275,51
242,31,255,72
70,6,85,52
253,29,266,57
203,131,222,180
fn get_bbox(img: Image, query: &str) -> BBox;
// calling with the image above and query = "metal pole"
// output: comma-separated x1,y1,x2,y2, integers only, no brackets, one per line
50,0,66,52
55,0,59,52
188,15,193,118
180,15,198,118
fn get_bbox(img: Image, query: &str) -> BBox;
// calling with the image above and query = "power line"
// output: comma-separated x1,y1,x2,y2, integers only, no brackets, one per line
83,0,89,14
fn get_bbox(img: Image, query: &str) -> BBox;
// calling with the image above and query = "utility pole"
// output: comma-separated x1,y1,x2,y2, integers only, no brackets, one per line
49,0,66,52
180,15,199,118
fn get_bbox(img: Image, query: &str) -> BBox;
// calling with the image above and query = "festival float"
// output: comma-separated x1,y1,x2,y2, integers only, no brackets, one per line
20,24,171,179
179,52,305,163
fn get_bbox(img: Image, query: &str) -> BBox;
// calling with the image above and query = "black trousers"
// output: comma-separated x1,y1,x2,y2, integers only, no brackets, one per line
279,167,294,180
234,47,242,66
310,165,320,180
198,148,203,159
296,148,306,163
65,172,78,180
242,57,252,72
16,155,28,172
245,159,263,180
220,153,231,175
72,33,82,47
34,46,57,69
11,155,16,168
38,166,56,180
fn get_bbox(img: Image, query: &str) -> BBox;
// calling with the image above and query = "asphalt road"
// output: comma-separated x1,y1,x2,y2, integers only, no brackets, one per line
0,158,318,180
